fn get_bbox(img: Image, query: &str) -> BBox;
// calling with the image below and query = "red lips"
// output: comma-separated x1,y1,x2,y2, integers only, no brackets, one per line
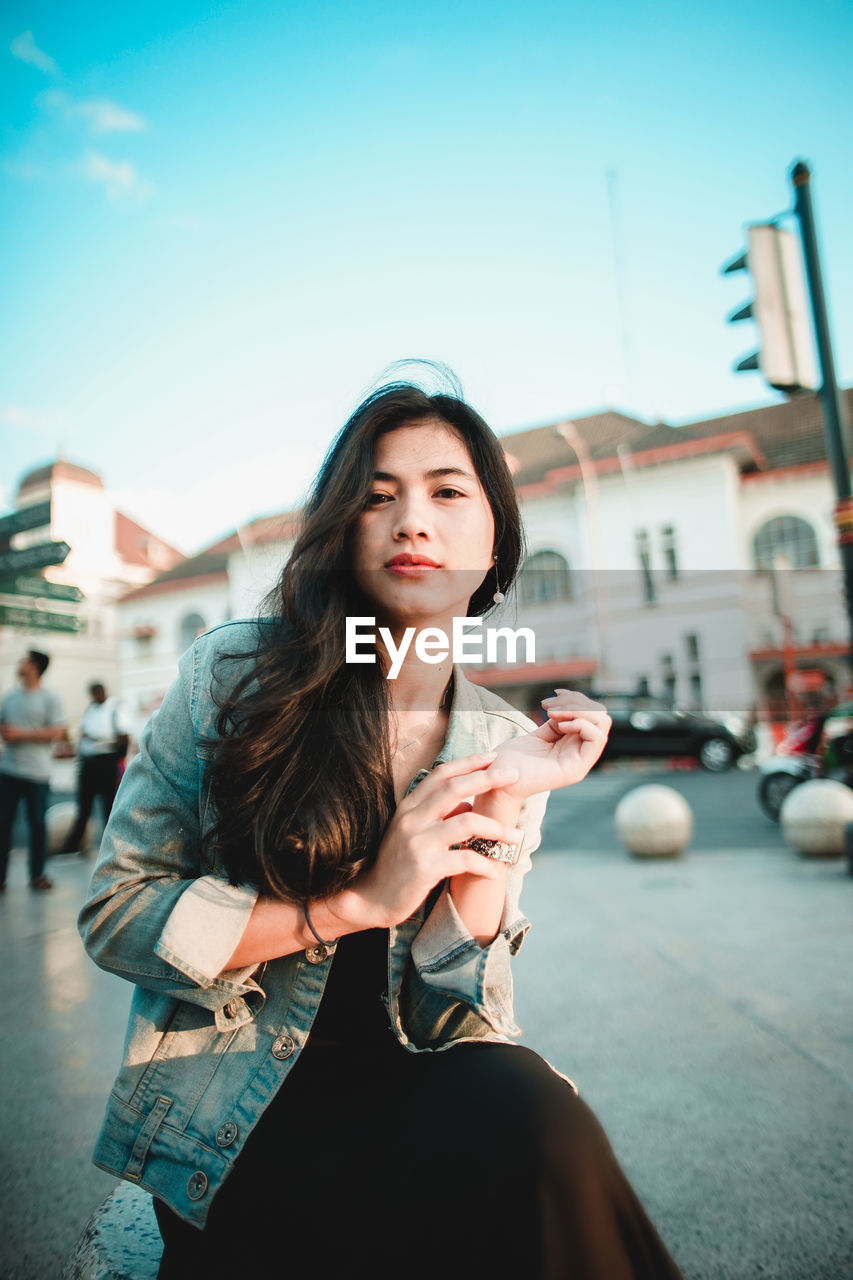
384,550,438,576
385,553,440,568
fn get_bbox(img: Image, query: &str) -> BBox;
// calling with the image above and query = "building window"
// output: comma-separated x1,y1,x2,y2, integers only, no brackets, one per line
178,612,207,653
635,530,655,604
753,515,820,571
661,525,678,580
132,623,157,651
518,550,572,605
661,653,676,704
689,670,703,708
685,633,700,663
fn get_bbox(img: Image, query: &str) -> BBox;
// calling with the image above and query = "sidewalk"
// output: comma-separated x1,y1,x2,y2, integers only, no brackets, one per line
1,769,851,1279
515,771,853,1279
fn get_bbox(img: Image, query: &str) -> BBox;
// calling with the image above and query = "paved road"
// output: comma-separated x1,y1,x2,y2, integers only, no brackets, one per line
1,765,851,1279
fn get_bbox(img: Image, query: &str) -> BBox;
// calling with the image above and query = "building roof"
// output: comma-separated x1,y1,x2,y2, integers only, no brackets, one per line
17,459,104,494
499,411,650,485
203,508,303,553
114,511,185,571
120,551,230,602
117,389,853,605
119,508,301,603
498,388,853,491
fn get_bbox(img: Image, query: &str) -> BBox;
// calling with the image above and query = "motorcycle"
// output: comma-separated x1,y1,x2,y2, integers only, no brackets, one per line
757,710,853,821
757,752,822,820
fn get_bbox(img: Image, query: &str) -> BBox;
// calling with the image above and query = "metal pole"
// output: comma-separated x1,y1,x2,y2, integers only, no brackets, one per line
554,422,611,687
791,159,853,679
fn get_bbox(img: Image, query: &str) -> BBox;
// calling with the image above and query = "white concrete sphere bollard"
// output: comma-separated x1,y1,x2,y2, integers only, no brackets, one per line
780,779,853,857
615,784,693,858
46,802,94,855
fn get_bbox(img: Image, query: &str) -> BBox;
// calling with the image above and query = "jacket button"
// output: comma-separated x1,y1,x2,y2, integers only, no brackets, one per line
223,999,240,1019
305,944,328,964
271,1034,295,1060
216,1121,239,1147
187,1171,208,1200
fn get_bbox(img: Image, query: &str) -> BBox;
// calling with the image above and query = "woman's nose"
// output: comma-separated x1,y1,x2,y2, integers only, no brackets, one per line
392,493,433,540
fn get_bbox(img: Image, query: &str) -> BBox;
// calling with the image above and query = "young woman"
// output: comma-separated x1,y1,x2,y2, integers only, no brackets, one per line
79,382,684,1279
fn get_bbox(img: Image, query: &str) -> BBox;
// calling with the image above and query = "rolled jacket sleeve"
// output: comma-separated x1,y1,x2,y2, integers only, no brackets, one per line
409,788,547,1038
154,875,259,986
78,638,263,1019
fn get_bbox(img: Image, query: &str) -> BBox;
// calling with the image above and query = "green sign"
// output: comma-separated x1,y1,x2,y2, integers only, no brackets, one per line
0,540,70,576
0,500,51,542
0,603,83,634
0,575,84,602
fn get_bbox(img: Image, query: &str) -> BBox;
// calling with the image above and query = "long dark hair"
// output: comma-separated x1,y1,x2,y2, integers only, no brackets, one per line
204,381,523,902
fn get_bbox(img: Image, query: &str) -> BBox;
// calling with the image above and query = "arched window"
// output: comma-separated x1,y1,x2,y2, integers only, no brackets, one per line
752,515,819,571
178,611,207,653
518,550,572,605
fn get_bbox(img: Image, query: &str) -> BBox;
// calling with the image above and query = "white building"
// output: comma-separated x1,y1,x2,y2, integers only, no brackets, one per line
117,511,299,720
496,390,849,719
113,389,851,727
0,460,184,730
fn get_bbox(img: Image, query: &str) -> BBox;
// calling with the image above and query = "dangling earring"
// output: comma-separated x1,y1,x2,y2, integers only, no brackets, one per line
492,555,505,604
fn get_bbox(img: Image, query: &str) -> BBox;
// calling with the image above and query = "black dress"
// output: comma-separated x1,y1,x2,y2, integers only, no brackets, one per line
155,928,684,1280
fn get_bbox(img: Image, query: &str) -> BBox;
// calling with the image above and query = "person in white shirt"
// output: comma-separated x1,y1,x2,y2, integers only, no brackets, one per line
0,650,66,890
61,682,129,856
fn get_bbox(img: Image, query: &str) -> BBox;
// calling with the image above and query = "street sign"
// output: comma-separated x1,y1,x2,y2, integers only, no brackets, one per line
0,540,71,576
0,500,51,542
0,603,82,633
0,575,84,602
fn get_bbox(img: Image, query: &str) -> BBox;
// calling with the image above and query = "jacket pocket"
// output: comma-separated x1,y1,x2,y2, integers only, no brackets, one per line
125,998,240,1130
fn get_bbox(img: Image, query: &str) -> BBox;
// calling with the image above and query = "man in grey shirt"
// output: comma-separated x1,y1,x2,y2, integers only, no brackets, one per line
0,650,66,890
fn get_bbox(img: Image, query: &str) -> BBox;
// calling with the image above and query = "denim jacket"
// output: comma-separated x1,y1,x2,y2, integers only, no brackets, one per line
78,620,548,1226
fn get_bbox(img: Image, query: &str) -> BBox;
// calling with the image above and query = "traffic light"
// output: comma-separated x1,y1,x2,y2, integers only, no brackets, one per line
722,223,818,394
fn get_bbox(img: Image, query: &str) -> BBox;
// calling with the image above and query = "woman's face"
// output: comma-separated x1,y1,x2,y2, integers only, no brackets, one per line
351,417,496,629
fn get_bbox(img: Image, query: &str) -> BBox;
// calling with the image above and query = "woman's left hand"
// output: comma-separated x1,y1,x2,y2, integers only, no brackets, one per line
484,689,611,800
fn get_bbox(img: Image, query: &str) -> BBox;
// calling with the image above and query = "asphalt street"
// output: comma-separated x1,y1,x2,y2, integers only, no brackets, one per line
1,765,851,1279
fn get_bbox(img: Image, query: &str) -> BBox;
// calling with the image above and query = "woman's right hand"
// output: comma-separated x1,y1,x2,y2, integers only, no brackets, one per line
331,751,521,931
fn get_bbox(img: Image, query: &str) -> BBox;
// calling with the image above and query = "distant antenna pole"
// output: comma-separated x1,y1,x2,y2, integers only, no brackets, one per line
606,167,634,409
791,160,853,677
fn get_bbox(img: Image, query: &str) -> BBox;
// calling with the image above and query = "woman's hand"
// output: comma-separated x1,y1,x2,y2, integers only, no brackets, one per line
481,690,611,801
336,751,522,931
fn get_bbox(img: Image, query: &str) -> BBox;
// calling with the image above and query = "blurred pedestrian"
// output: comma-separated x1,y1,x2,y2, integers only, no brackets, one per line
61,682,130,855
0,650,66,890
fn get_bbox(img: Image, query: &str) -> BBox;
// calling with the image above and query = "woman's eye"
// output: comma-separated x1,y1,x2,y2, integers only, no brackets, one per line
366,492,392,506
435,487,464,500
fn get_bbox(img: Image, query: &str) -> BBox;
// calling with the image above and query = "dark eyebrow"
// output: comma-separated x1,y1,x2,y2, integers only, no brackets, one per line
372,466,474,482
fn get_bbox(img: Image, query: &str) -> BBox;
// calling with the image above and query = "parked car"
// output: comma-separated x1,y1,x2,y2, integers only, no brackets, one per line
588,693,754,771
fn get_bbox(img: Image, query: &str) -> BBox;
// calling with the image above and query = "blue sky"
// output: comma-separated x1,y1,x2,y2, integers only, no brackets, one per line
2,0,851,553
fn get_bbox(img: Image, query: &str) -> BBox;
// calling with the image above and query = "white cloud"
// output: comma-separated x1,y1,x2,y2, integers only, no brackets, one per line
76,98,147,134
40,89,147,134
1,406,32,430
10,31,59,76
0,405,68,434
80,151,153,203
